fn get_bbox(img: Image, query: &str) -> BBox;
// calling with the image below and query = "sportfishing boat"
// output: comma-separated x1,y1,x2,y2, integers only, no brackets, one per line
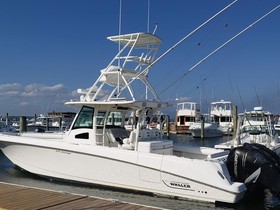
171,102,201,134
215,106,280,154
215,107,280,199
210,100,233,135
0,32,246,204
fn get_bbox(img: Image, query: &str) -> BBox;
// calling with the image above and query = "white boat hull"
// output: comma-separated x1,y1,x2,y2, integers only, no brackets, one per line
190,123,224,138
0,133,245,204
190,129,224,138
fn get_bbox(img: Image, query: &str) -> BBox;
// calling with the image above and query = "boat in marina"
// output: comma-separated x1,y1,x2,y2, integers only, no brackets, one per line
0,32,247,204
2,1,280,203
27,112,76,132
214,106,280,199
0,121,17,133
210,100,233,135
189,100,233,138
189,120,224,138
215,106,280,154
171,102,201,134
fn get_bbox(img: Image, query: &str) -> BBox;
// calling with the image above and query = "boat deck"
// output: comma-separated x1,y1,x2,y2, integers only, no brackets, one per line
0,182,160,210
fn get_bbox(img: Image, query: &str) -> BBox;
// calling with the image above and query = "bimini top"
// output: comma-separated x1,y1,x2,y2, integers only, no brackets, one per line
107,33,161,47
240,107,273,117
211,100,232,105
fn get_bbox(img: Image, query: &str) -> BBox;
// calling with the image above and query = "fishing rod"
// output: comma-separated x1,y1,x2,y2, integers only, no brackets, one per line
160,4,280,96
116,0,238,98
237,86,246,112
254,85,261,106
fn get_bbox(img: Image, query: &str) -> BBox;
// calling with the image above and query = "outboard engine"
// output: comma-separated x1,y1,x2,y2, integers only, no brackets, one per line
227,143,280,197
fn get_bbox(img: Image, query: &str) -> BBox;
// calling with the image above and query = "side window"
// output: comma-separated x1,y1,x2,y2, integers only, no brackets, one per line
72,106,94,129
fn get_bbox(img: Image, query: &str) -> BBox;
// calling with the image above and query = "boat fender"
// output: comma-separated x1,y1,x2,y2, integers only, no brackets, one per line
227,143,280,194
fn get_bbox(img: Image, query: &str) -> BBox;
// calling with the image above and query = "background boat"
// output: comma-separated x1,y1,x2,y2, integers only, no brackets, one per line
210,100,234,135
171,102,201,134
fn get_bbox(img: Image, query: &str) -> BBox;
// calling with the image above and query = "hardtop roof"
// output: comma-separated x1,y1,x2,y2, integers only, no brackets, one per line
107,33,161,47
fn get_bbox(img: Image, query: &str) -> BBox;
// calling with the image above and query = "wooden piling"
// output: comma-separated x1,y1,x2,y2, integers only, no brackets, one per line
164,115,170,139
19,116,27,132
174,114,178,134
46,117,49,131
5,113,8,126
201,116,205,139
59,117,62,131
233,106,240,145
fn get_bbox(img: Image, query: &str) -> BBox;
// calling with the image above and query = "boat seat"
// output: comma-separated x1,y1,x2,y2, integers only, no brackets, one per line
107,127,130,146
121,131,136,150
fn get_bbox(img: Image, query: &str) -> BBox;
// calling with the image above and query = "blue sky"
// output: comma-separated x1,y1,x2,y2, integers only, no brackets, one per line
0,0,280,117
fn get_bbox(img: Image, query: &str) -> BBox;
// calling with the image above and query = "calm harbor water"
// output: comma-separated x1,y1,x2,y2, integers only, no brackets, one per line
0,134,276,210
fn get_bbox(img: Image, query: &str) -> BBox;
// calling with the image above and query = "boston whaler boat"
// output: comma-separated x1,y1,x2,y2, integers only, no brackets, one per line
2,0,280,204
0,32,246,204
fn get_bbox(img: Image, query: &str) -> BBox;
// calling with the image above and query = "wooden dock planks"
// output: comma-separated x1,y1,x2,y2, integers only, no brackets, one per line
0,182,161,210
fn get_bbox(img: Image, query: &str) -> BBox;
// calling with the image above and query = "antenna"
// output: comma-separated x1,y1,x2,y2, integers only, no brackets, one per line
278,85,280,99
152,23,158,34
117,0,122,95
147,0,150,33
118,0,122,67
237,86,246,111
254,85,261,106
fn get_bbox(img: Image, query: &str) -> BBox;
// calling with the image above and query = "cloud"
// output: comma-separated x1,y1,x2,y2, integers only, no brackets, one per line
0,83,22,96
19,101,30,106
0,83,78,115
22,83,68,97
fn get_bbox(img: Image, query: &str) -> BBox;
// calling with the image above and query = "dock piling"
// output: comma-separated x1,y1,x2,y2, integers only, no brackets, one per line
201,116,205,139
19,116,27,132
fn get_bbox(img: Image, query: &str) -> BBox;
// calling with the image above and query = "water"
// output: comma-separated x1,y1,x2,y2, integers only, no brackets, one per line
0,134,277,210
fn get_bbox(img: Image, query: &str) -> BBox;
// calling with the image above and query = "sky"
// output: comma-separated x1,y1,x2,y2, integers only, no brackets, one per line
0,0,280,118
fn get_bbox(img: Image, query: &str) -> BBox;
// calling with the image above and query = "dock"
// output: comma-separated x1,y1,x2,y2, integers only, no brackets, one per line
0,182,161,210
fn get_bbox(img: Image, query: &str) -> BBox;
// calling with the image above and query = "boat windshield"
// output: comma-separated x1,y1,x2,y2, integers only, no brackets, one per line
245,115,266,122
72,106,94,129
242,125,268,134
177,102,199,111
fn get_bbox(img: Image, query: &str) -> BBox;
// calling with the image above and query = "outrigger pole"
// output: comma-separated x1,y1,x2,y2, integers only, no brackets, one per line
160,3,280,95
116,0,238,98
